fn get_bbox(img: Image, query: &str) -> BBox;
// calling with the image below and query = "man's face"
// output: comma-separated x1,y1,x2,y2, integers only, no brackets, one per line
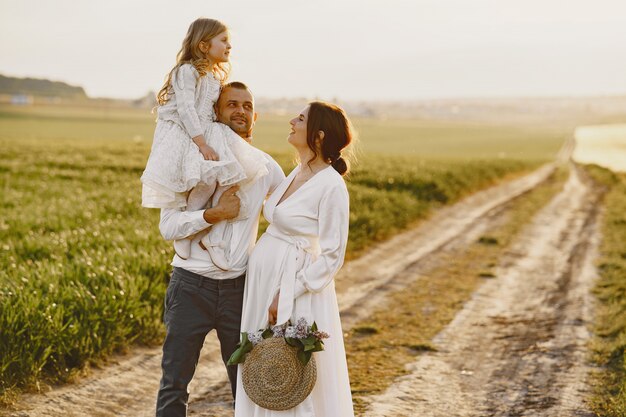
215,87,257,141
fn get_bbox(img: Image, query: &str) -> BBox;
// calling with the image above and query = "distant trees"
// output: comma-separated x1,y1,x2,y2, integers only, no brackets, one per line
0,74,87,99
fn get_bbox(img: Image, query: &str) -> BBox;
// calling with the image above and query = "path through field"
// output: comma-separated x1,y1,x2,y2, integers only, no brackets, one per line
366,163,602,416
8,148,603,416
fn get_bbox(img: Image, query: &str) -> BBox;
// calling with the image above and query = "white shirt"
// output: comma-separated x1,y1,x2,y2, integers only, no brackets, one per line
159,151,285,279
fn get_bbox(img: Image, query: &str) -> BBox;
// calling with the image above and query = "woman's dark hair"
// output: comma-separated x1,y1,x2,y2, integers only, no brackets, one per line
306,101,354,176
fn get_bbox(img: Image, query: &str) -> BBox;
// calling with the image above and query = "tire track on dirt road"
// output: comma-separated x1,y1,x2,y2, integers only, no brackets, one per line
366,163,603,417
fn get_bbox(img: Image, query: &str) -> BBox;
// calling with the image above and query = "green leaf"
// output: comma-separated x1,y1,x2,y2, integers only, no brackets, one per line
227,333,253,365
262,328,273,339
227,347,244,365
285,337,300,347
302,336,317,346
311,321,318,332
297,349,309,365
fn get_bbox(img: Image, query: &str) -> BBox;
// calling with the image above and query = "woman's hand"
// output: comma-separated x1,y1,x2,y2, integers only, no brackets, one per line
198,144,219,161
268,291,280,326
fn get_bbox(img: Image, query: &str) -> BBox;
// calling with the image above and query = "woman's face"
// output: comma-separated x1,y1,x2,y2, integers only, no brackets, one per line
288,106,310,151
202,31,231,63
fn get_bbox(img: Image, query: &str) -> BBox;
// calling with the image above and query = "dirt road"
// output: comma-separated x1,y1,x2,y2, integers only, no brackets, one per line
366,164,602,417
9,157,604,417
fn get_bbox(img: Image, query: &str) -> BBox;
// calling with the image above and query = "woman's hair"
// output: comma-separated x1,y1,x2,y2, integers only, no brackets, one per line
306,101,355,176
157,18,231,105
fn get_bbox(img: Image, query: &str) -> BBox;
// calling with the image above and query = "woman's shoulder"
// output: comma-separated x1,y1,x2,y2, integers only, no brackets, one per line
324,165,346,182
321,167,349,195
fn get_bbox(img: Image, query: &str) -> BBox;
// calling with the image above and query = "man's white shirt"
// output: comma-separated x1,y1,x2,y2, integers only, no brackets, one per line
159,152,285,279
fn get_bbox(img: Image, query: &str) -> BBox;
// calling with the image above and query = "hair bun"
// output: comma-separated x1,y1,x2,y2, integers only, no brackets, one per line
331,156,348,176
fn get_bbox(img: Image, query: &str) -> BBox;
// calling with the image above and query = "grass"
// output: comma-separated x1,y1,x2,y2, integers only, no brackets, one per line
0,103,568,158
0,103,565,404
344,167,568,415
585,166,626,417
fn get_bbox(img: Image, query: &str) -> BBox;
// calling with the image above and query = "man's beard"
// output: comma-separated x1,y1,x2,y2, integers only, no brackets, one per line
228,118,250,136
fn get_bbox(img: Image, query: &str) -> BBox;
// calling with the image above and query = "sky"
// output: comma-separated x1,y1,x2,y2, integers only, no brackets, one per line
1,0,626,101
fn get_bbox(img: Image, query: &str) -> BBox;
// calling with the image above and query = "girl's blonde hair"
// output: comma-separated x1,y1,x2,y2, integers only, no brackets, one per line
157,18,231,105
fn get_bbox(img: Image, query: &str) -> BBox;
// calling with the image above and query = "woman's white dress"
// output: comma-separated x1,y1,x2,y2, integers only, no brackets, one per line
234,165,355,417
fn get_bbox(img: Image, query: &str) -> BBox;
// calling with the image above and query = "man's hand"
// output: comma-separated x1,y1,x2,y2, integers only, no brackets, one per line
203,185,240,224
268,291,279,326
198,144,219,161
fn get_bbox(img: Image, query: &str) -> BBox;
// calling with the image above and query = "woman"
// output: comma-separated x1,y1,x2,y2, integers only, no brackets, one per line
234,101,355,416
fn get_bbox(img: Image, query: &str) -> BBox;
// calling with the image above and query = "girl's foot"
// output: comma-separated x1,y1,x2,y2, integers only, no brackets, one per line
201,234,230,270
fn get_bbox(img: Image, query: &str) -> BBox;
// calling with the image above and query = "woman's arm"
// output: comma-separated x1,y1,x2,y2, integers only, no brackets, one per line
293,183,350,297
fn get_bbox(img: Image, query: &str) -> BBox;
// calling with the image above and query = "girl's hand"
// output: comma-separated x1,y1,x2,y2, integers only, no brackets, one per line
199,144,219,161
268,291,280,326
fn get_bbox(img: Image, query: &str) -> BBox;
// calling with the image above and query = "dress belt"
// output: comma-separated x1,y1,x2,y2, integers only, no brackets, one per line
265,224,320,326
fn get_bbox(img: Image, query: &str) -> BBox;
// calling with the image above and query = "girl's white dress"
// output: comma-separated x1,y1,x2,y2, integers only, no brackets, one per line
141,63,267,210
235,165,355,417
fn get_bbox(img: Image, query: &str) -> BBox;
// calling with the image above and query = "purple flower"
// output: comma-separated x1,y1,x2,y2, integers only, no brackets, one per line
313,330,329,340
285,326,297,339
248,331,263,345
272,325,285,338
295,317,309,339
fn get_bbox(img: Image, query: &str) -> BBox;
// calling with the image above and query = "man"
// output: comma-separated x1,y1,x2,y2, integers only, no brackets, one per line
156,82,285,416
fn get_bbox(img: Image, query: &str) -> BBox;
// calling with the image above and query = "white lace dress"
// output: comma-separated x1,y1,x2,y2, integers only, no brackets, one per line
140,63,268,209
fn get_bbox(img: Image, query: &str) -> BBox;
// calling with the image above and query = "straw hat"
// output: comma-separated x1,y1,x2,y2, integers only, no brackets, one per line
242,337,317,410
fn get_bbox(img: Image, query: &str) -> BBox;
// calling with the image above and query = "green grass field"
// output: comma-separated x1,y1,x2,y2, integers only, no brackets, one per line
585,166,626,417
0,104,567,158
0,103,567,400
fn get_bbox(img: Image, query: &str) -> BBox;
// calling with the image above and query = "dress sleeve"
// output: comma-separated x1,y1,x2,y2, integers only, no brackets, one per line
293,182,349,297
171,65,203,138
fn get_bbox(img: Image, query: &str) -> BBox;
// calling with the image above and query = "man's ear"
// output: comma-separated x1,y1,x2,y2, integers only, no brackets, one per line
246,113,258,139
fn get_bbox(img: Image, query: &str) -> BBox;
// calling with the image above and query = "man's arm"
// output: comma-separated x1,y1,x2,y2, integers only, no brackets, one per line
266,157,286,196
159,185,241,241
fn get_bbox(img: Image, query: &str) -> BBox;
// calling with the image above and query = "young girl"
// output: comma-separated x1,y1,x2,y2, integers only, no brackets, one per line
140,18,268,269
